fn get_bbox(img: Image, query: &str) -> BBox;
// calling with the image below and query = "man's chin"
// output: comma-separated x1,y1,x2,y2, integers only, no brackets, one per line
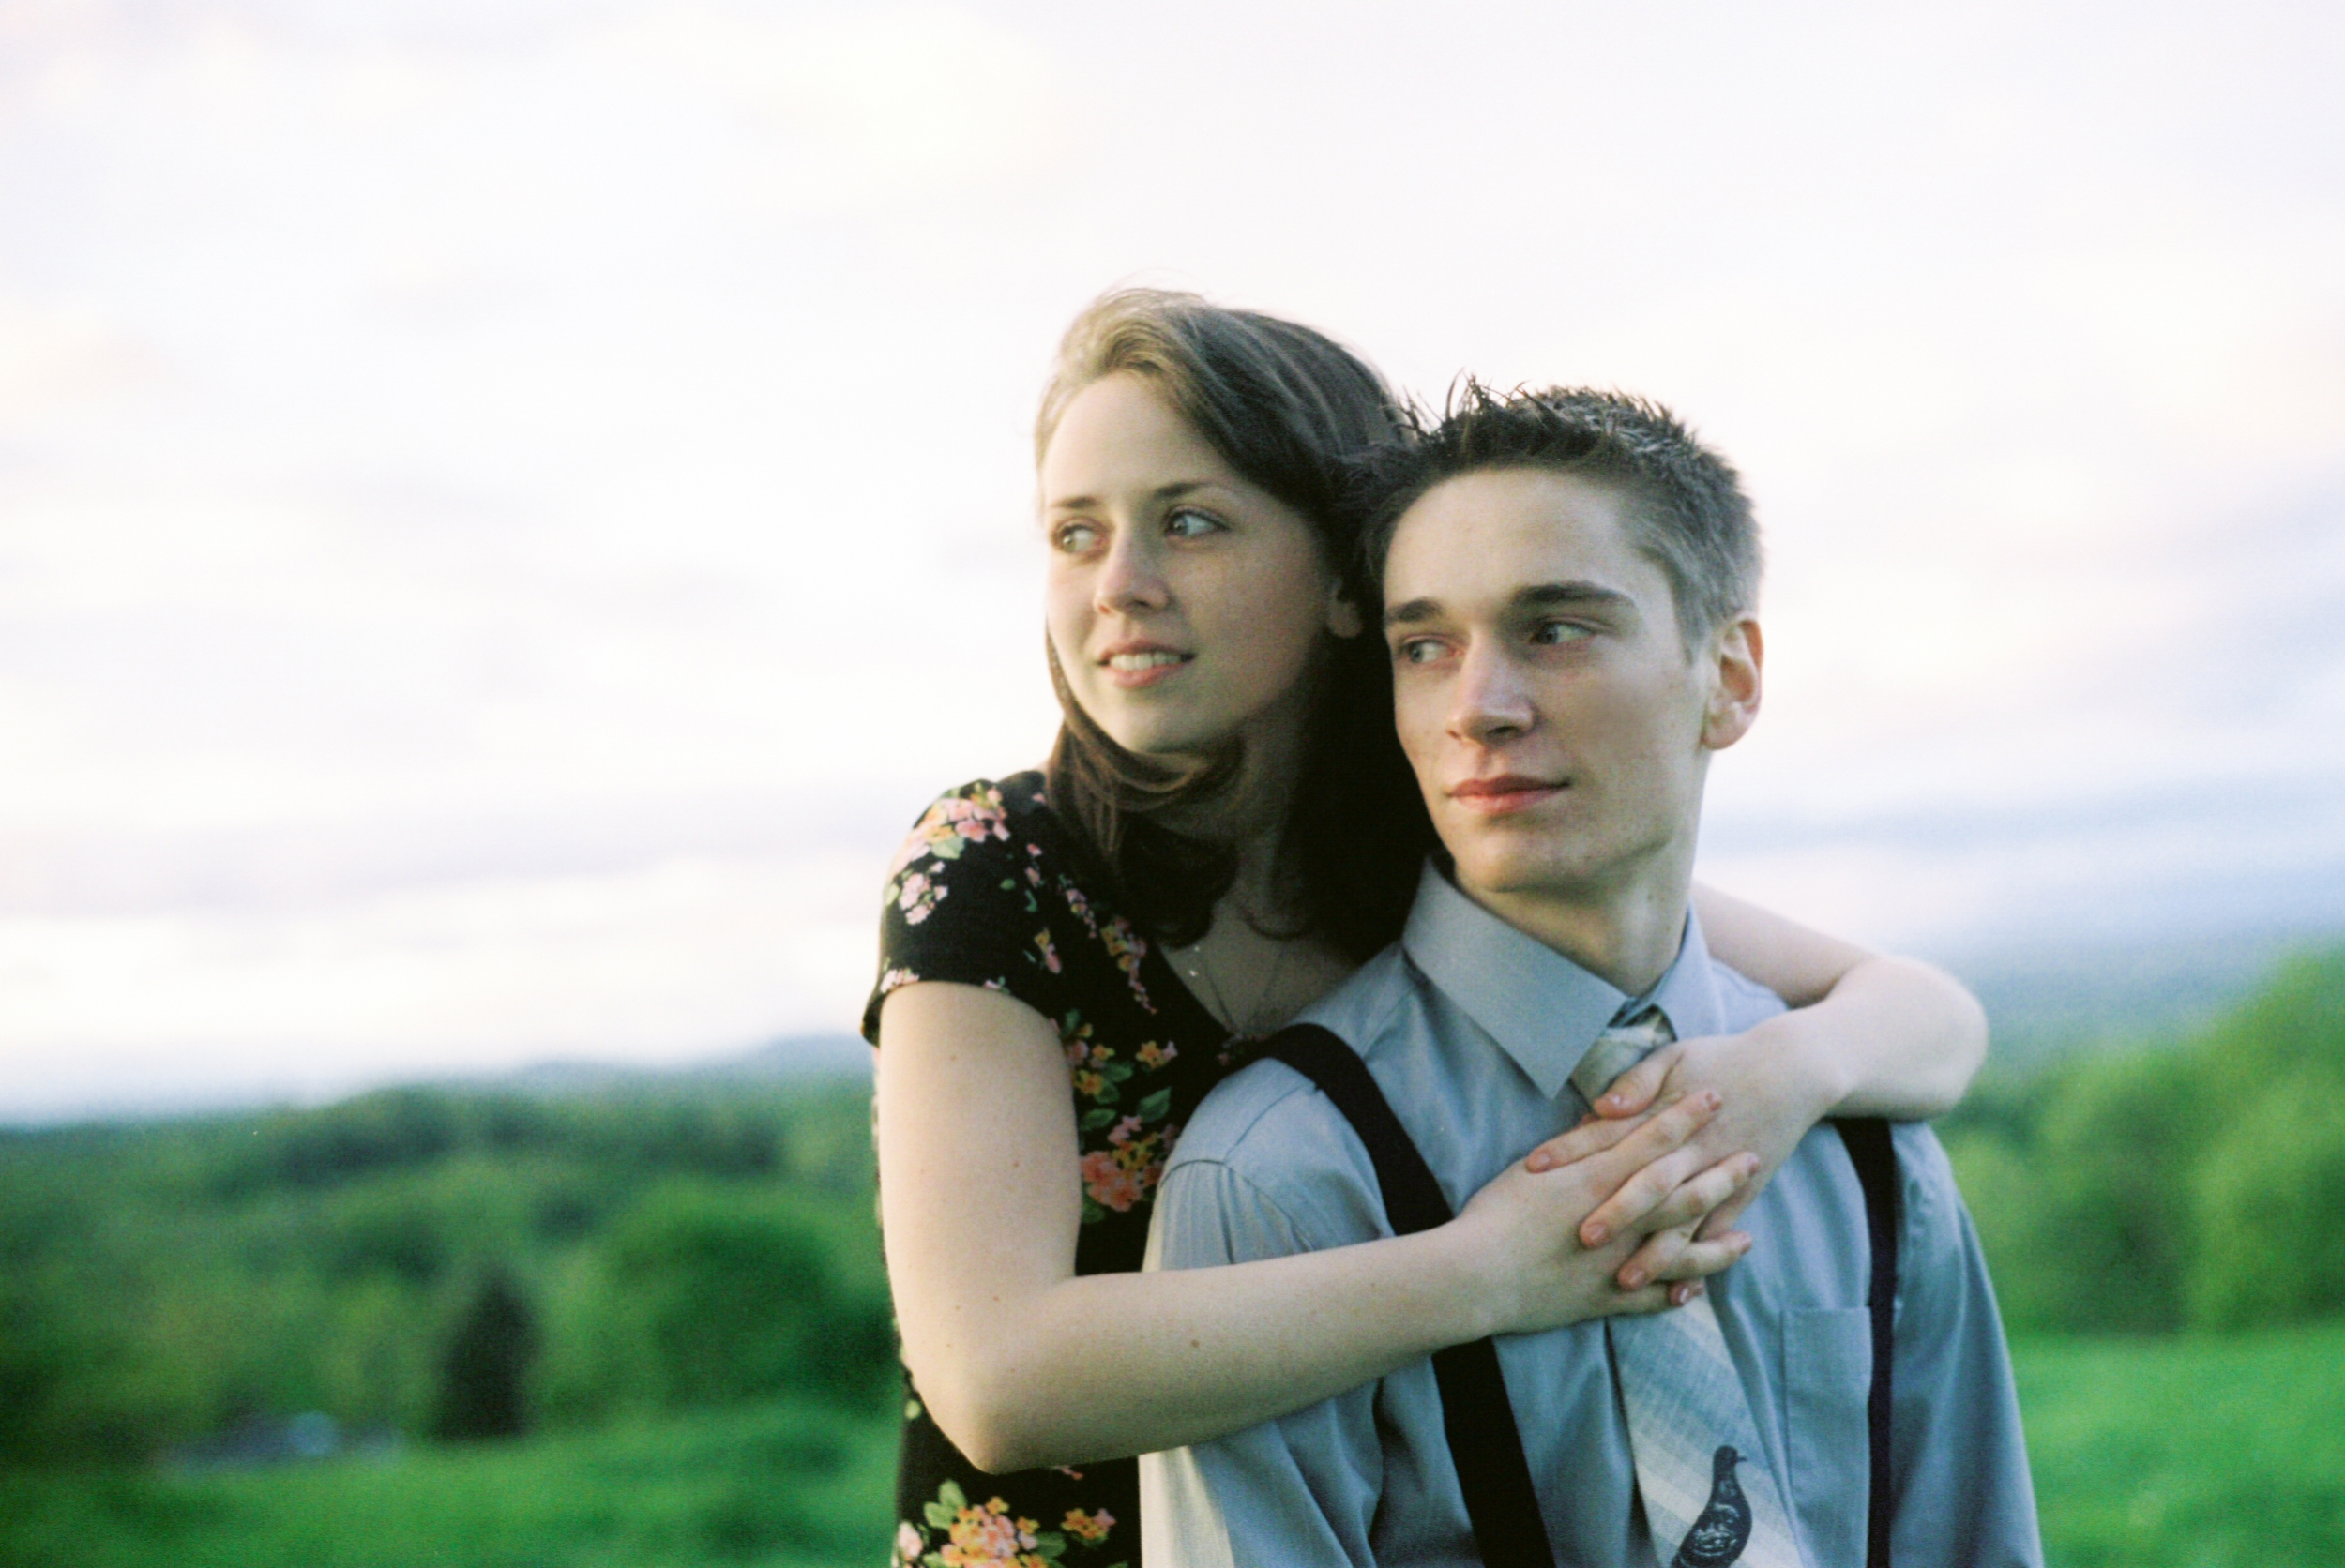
1443,832,1583,903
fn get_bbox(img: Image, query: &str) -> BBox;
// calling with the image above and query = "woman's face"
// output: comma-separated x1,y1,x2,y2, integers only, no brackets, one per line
1040,373,1359,762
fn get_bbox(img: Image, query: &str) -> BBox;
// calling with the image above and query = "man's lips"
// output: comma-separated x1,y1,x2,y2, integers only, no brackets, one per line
1096,642,1193,689
1447,775,1564,815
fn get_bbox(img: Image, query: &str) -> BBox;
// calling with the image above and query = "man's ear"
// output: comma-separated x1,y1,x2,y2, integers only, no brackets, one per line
1325,590,1365,640
1701,617,1763,750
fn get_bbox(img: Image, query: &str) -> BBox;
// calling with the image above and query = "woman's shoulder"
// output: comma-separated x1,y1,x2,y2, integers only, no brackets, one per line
868,773,1106,1041
885,772,1054,877
879,771,1082,932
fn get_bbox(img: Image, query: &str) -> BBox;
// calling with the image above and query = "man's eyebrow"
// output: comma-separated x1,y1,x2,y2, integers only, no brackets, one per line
1044,480,1217,513
1384,580,1633,627
1519,581,1634,612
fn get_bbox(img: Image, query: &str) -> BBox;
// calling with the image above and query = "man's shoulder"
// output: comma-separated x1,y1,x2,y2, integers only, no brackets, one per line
1706,956,1792,1031
1159,948,1418,1239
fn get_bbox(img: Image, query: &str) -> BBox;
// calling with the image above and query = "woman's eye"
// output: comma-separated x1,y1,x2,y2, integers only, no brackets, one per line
1164,507,1222,540
1395,638,1444,666
1051,521,1100,554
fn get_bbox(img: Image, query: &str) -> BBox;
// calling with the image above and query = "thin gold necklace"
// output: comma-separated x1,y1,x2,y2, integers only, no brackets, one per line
1172,929,1294,1039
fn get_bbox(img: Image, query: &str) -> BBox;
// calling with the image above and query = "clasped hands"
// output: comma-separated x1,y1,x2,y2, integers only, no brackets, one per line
1453,1030,1831,1336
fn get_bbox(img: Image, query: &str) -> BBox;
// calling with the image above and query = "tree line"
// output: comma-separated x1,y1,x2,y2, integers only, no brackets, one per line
0,1078,894,1470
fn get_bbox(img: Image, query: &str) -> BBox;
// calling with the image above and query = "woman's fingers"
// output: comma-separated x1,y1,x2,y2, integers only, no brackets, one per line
1575,1094,1723,1246
1602,1280,1683,1318
1590,1041,1684,1119
1641,1151,1762,1236
1520,1110,1645,1173
1617,1221,1754,1290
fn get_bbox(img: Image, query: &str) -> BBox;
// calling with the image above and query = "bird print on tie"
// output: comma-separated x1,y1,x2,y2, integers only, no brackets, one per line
1574,1007,1805,1568
1671,1447,1753,1568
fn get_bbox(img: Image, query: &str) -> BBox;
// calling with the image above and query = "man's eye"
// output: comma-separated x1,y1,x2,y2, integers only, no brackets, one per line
1051,521,1100,553
1531,620,1593,646
1165,507,1223,540
1394,638,1445,666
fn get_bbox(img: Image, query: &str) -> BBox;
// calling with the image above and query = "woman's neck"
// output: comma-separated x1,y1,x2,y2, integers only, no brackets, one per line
1164,701,1312,924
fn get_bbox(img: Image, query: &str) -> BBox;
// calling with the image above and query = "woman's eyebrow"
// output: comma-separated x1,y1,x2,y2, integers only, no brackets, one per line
1384,596,1444,627
1043,479,1219,513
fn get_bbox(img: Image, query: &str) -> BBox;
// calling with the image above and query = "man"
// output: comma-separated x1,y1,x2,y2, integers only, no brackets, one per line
1140,385,2040,1567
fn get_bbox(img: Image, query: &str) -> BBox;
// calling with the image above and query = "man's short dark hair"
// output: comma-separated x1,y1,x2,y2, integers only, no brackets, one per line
1361,382,1762,647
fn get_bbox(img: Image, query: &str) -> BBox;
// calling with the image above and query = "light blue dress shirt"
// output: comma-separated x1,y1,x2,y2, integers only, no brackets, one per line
1141,867,2041,1568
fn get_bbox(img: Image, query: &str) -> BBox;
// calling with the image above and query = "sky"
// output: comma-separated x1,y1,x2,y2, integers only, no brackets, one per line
3,0,2342,1120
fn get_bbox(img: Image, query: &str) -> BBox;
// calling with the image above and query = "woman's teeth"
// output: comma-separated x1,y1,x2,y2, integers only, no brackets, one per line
1107,652,1186,671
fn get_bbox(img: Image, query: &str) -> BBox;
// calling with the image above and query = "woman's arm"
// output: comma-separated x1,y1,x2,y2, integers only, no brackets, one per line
1537,882,1988,1289
877,981,1753,1473
1687,881,1988,1118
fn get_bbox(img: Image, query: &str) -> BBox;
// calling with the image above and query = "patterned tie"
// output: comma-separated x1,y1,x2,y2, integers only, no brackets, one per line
1571,1007,1804,1568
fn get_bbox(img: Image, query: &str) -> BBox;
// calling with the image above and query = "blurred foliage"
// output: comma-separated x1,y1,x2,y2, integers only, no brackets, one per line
1942,943,2345,1334
0,1078,886,1470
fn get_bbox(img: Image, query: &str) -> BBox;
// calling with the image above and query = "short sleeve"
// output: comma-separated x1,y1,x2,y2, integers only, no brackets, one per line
862,780,1066,1044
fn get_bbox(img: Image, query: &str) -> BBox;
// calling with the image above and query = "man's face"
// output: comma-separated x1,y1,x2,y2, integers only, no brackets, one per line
1383,467,1759,909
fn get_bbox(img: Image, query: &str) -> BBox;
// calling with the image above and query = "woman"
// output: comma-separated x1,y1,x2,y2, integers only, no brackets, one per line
867,291,1985,1567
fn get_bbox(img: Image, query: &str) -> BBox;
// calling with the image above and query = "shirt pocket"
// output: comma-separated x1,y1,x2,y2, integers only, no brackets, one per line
1781,1306,1872,1568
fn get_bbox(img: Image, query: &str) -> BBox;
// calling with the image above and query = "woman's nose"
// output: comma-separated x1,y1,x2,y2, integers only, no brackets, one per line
1094,529,1171,614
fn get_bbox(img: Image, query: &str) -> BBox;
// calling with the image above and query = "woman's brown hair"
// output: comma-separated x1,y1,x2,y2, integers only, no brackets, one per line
1037,289,1430,960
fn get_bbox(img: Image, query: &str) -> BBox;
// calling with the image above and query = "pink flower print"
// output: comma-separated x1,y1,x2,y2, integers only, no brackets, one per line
887,787,1012,879
1063,1508,1115,1545
894,870,947,925
893,1522,924,1567
1136,1040,1175,1070
1081,1149,1145,1213
1109,1115,1144,1146
1034,930,1062,973
878,966,919,994
940,1496,1047,1568
1064,1036,1091,1068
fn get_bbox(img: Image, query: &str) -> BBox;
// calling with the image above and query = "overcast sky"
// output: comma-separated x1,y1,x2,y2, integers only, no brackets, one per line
4,0,2342,1119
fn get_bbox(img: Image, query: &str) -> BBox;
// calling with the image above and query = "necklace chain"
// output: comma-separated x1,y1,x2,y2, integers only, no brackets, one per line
1172,930,1294,1039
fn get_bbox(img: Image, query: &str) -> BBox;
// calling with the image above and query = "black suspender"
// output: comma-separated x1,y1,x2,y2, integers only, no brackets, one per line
1264,1025,1557,1568
1831,1117,1902,1568
1262,1022,1901,1568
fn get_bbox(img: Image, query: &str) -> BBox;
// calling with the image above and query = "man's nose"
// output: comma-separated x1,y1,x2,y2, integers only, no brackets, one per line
1095,527,1171,615
1449,641,1535,745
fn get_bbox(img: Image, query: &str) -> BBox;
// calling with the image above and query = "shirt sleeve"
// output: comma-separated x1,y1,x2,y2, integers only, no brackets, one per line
1141,1158,1388,1568
1888,1123,2046,1567
861,781,1065,1044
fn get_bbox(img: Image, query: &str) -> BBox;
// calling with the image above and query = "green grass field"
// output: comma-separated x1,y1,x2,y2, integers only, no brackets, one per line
2014,1321,2345,1567
0,1400,899,1568
5,1322,2340,1568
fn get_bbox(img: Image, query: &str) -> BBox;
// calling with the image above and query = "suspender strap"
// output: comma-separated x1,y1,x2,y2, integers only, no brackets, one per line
1263,1024,1555,1568
1833,1118,1901,1568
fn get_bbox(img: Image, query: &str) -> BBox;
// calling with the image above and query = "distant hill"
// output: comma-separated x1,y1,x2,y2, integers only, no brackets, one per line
1945,928,2330,1070
487,1033,870,1098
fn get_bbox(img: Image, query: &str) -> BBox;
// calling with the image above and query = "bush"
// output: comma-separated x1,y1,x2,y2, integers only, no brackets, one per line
1946,944,2345,1335
2188,1082,2345,1328
547,1182,893,1422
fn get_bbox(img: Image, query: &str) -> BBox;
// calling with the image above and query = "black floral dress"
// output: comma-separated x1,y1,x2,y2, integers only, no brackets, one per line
863,774,1245,1568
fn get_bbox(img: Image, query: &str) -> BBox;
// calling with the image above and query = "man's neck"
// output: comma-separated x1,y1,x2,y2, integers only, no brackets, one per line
1461,857,1692,998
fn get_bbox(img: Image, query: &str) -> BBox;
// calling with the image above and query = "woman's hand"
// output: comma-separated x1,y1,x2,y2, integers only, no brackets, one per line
1536,1028,1841,1293
1452,1090,1759,1339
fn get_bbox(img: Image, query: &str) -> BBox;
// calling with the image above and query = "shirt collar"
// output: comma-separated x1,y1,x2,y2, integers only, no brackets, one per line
1399,862,1729,1101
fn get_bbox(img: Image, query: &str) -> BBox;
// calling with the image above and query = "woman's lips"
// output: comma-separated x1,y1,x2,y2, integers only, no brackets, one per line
1097,647,1193,689
1448,776,1564,815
